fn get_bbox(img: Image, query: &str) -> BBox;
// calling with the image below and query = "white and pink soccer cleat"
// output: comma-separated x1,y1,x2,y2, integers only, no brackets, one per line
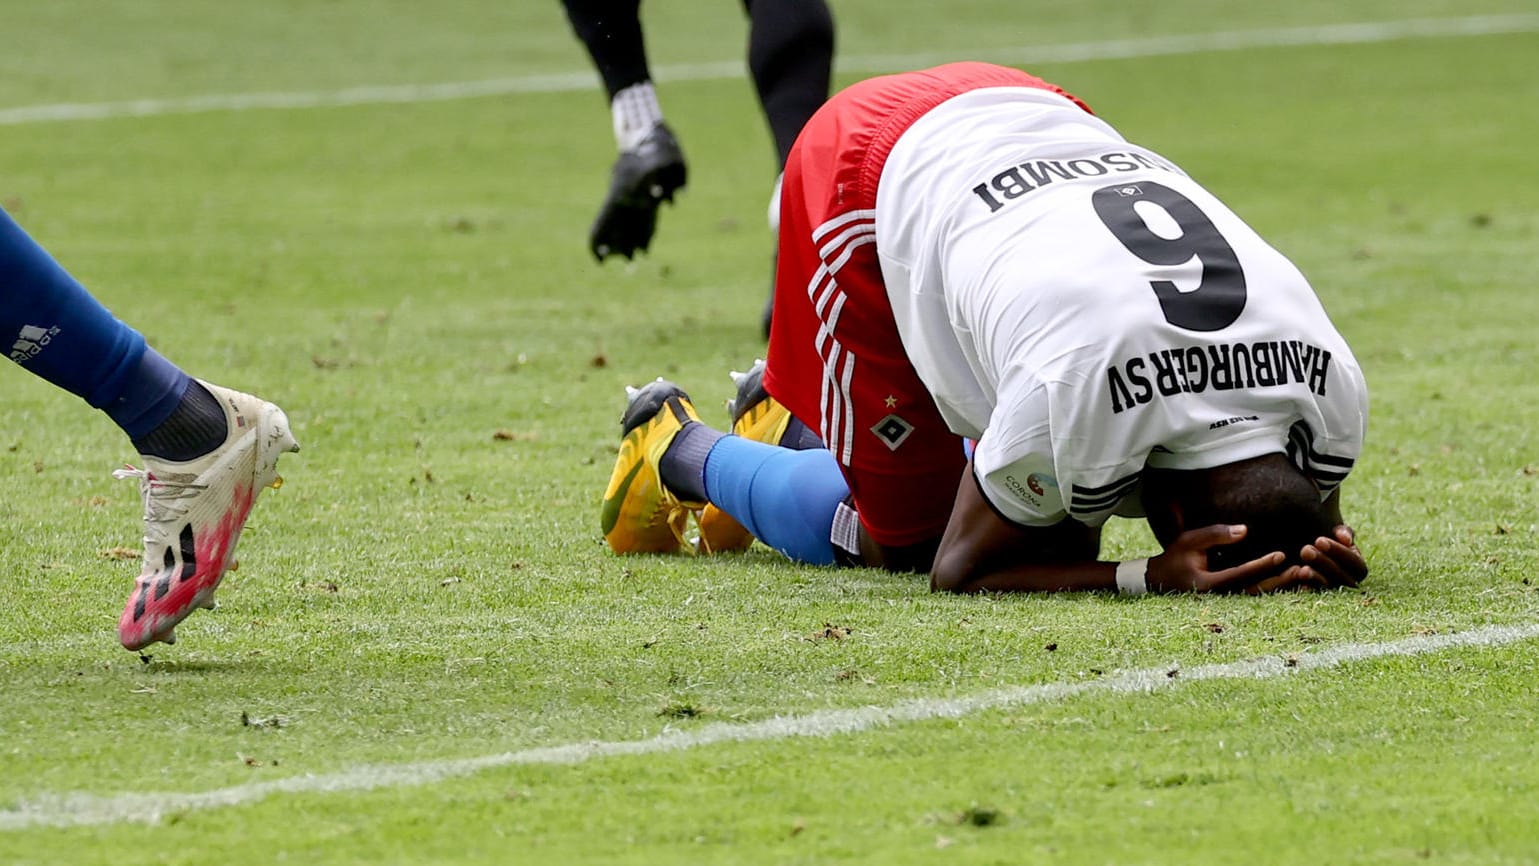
113,382,299,650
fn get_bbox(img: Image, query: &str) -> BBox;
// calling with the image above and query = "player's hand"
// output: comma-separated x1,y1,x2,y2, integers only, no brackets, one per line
1147,524,1316,594
1295,525,1368,588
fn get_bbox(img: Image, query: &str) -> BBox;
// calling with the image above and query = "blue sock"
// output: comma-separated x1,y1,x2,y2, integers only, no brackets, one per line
702,436,850,566
1,208,191,438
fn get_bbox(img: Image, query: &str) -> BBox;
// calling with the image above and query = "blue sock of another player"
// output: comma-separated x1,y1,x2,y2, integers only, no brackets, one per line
700,436,849,566
1,209,225,459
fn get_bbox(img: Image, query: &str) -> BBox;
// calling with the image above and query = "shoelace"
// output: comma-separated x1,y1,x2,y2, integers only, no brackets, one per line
112,465,208,549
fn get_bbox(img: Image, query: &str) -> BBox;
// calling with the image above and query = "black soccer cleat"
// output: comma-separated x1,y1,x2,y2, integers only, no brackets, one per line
589,124,687,262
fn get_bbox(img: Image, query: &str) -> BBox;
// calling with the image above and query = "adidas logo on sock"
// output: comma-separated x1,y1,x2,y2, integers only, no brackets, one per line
9,325,60,363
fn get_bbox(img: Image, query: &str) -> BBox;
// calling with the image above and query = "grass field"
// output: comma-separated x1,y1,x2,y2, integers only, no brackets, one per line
2,2,1538,863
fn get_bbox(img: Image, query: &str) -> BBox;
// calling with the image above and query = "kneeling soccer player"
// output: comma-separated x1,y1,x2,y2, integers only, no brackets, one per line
600,62,1368,595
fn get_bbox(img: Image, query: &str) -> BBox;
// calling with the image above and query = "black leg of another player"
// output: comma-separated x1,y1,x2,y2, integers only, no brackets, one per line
561,0,688,260
743,0,834,335
560,0,650,99
742,0,836,168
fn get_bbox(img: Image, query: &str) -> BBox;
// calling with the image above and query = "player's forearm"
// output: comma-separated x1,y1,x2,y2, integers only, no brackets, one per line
930,555,1120,594
927,463,1120,592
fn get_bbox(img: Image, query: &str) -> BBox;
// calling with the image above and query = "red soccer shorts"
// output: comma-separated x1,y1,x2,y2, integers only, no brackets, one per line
762,62,1090,548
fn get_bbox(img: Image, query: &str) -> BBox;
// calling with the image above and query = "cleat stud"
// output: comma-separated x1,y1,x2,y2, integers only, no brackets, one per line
728,369,747,385
625,385,640,400
269,476,284,490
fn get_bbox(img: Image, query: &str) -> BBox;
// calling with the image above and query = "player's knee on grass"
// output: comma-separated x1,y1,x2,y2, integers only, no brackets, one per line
849,532,942,576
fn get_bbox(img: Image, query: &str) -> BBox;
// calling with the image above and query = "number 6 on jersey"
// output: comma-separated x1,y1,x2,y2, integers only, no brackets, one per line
1091,181,1248,332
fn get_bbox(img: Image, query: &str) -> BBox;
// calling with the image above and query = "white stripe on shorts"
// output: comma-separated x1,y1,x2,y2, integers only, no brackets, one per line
805,214,878,465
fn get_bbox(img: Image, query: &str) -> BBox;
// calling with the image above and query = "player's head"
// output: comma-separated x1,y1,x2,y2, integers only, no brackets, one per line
1140,453,1333,570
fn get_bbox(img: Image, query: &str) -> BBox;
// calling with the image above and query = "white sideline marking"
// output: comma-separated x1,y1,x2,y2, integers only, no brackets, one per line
3,622,1536,831
1,14,1536,126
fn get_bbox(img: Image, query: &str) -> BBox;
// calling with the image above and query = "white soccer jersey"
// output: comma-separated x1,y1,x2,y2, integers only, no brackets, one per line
874,87,1368,527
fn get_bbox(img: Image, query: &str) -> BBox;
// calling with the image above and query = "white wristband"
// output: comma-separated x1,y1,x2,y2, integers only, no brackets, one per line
1115,559,1150,596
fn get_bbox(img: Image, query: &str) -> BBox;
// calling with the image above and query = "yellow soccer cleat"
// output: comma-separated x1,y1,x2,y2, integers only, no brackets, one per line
726,360,793,447
600,379,705,554
695,360,792,555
